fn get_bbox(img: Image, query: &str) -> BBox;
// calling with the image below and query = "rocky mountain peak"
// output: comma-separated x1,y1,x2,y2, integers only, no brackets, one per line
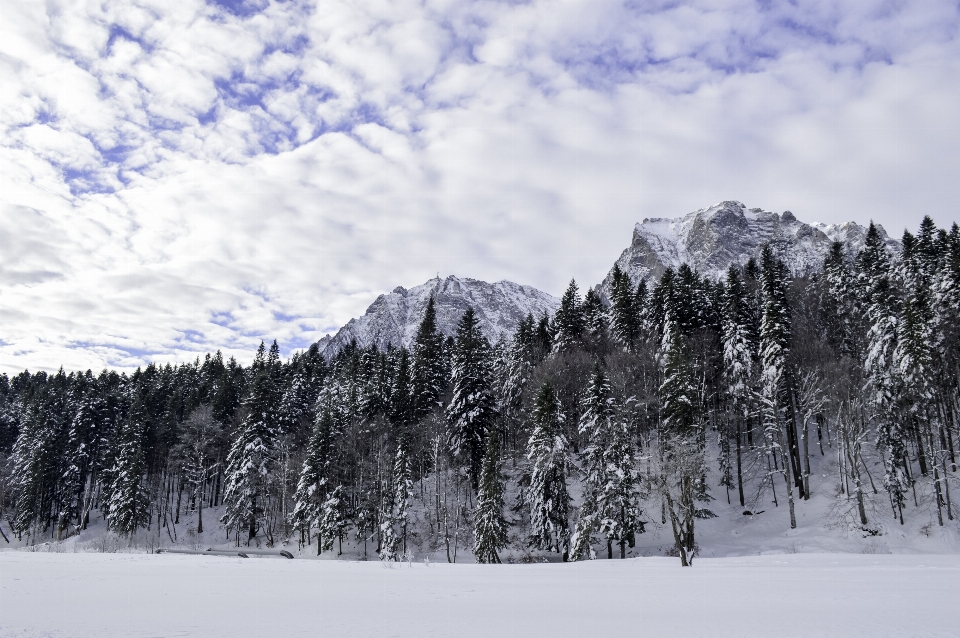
603,201,899,291
319,275,559,358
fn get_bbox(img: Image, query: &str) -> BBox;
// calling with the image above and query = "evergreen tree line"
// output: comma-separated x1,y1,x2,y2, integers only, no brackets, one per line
1,217,957,565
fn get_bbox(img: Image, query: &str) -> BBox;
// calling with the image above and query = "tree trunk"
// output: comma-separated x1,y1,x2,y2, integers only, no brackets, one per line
736,420,745,507
777,409,797,529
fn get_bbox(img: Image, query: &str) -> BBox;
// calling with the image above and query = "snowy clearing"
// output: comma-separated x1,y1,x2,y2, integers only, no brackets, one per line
2,552,958,638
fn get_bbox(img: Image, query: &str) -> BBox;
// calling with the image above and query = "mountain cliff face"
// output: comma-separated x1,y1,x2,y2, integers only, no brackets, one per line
601,201,899,290
319,275,559,357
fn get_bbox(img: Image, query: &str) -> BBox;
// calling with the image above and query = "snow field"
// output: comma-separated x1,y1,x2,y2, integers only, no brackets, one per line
2,551,958,638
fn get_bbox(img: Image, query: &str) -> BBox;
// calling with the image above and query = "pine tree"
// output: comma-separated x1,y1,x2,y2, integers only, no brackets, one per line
527,382,571,558
390,348,415,429
552,279,585,352
107,397,150,536
609,264,638,348
657,290,705,566
316,485,348,553
447,308,497,491
392,436,413,556
290,400,335,547
581,287,608,339
858,223,908,519
411,296,448,420
279,354,320,445
758,245,797,528
722,266,754,507
62,373,107,531
575,364,641,559
11,371,70,538
473,431,508,563
221,342,279,543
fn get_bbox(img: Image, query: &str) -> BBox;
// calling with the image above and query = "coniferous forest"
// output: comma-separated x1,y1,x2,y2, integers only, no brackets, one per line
2,218,958,565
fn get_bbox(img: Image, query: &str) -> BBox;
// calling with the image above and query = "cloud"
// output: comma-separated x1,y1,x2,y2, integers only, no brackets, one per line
2,0,959,374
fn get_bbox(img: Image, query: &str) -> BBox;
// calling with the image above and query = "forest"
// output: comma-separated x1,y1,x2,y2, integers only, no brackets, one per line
1,218,957,566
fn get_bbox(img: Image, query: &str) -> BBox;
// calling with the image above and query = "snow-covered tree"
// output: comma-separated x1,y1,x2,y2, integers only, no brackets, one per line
721,266,755,507
609,264,639,348
473,431,508,563
582,287,608,339
316,485,348,554
447,308,497,491
552,279,585,352
574,364,641,559
173,405,221,534
107,397,150,536
759,245,797,528
857,223,909,519
527,382,571,558
221,342,280,543
411,295,448,420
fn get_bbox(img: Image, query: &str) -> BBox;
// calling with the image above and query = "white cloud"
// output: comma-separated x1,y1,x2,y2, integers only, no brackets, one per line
1,0,959,374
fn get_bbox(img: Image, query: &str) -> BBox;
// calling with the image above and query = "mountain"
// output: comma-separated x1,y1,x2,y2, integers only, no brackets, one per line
318,202,900,357
319,275,559,357
601,200,900,290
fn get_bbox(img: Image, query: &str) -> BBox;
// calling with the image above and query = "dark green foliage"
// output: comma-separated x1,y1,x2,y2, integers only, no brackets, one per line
447,308,498,491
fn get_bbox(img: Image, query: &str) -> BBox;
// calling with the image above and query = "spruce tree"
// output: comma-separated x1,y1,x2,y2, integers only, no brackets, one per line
609,264,638,348
759,245,797,528
657,295,704,566
552,279,585,352
107,397,150,536
722,266,754,507
411,296,448,420
581,287,608,339
473,431,508,563
221,342,279,543
575,364,641,559
316,485,348,553
291,400,335,547
858,223,908,519
392,436,413,556
447,308,497,491
527,382,571,558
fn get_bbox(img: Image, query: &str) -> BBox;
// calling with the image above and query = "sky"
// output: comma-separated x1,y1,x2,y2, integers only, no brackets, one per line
2,0,959,375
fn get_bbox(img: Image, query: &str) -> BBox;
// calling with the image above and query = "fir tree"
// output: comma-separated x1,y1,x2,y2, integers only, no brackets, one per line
575,364,641,559
609,264,638,348
221,342,279,543
390,348,415,429
857,223,908,518
527,382,571,558
107,397,150,536
316,485,348,553
473,431,508,563
411,296,448,420
552,279,585,352
581,287,608,339
657,296,704,566
759,245,797,528
290,399,335,548
447,308,497,491
721,266,754,507
392,436,413,556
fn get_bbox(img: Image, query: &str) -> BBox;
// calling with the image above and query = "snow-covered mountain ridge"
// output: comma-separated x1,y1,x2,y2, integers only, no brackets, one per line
320,202,899,356
318,275,559,357
603,200,900,289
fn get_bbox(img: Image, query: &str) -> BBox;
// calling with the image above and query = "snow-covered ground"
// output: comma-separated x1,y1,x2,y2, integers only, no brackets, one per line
2,551,958,638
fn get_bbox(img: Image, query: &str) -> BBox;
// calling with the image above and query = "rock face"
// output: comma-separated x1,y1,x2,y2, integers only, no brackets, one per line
320,275,559,357
602,201,899,289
